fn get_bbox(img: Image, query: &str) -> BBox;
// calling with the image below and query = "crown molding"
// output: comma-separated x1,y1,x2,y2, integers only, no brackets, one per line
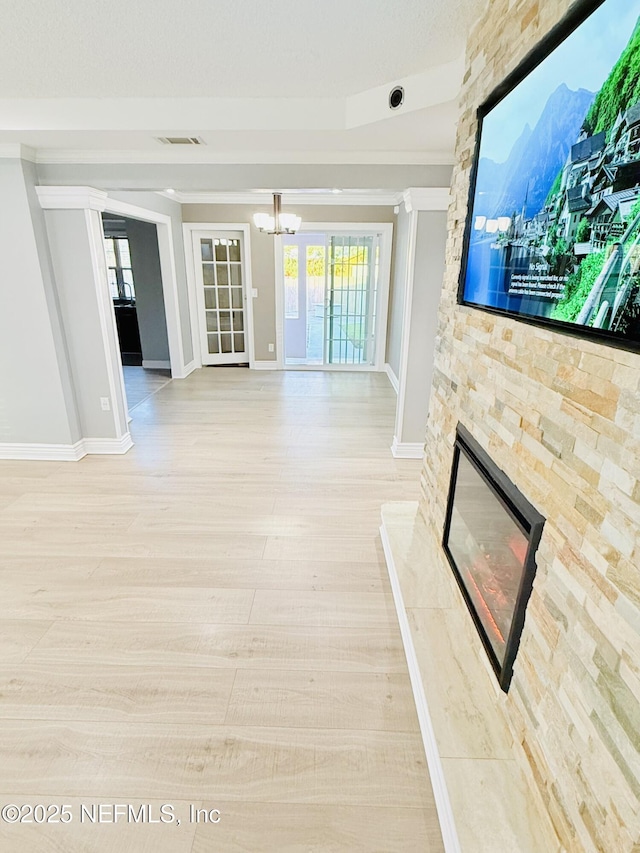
36,185,109,211
170,190,403,206
33,148,455,166
32,184,449,212
0,143,37,161
403,187,451,212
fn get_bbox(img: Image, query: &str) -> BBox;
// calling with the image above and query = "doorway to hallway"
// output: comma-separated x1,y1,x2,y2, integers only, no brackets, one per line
102,213,172,418
121,365,171,411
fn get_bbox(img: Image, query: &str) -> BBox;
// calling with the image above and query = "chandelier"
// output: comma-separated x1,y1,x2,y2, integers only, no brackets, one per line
253,193,301,235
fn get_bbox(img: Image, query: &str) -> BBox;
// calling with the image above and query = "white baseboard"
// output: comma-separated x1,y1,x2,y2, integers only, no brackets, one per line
83,433,134,455
380,521,461,853
0,433,133,461
385,363,399,393
391,436,424,459
142,359,171,370
0,441,86,461
252,360,278,370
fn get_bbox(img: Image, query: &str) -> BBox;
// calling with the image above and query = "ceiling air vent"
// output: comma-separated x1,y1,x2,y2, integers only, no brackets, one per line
156,136,204,145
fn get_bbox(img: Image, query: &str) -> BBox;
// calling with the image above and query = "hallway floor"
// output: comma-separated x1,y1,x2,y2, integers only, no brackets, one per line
0,368,443,852
123,365,172,411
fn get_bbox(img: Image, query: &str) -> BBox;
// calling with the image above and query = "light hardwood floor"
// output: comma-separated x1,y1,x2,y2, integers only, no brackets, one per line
0,368,443,853
122,366,172,411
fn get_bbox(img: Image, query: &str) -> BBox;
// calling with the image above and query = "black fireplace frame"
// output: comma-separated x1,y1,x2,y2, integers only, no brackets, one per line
442,423,545,692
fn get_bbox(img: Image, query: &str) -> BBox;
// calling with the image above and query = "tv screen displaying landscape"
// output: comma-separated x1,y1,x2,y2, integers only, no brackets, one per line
461,0,640,347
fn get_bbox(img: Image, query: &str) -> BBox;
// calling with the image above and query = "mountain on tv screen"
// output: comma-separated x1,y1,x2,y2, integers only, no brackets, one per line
460,0,640,348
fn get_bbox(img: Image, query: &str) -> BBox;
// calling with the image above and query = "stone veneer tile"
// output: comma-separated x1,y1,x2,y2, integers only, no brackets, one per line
418,0,640,848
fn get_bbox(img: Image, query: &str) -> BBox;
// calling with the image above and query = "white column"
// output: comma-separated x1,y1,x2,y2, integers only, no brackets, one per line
392,188,450,459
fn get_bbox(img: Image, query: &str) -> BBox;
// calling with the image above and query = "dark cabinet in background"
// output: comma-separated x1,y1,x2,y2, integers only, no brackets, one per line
113,302,142,365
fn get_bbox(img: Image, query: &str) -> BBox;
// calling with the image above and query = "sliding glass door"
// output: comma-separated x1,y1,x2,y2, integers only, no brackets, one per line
326,234,377,365
282,230,380,367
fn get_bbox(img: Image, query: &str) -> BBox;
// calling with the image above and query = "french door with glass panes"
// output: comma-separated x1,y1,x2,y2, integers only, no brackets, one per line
193,231,248,365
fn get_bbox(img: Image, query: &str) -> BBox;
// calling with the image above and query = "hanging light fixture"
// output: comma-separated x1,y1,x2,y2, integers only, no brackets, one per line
253,193,301,235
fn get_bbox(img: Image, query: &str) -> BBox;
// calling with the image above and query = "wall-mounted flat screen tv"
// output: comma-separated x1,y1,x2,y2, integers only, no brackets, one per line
459,0,640,349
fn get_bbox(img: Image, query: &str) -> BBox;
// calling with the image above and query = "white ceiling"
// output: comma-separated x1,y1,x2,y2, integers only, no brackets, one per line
1,0,480,98
0,0,485,164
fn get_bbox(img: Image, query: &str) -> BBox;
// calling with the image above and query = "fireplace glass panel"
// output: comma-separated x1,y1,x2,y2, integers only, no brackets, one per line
447,452,529,667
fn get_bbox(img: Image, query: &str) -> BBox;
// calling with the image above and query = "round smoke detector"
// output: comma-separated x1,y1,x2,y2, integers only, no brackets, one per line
389,86,404,110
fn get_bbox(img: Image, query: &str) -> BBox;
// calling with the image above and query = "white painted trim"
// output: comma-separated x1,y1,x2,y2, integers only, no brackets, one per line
379,521,461,853
100,196,187,379
241,226,256,370
403,187,451,212
0,434,134,460
99,196,167,223
34,149,455,166
374,224,393,372
85,208,129,440
390,437,424,459
298,221,393,232
385,363,399,393
182,224,204,371
83,434,134,455
252,360,279,370
280,363,377,372
170,190,402,206
142,359,171,370
0,143,37,161
182,223,256,369
37,185,109,211
0,441,86,461
394,209,418,445
178,359,198,379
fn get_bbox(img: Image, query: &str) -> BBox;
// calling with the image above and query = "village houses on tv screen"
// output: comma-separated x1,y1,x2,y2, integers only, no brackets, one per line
463,0,640,346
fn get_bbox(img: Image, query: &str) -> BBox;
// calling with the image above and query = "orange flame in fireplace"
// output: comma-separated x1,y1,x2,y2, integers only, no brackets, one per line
509,533,528,565
466,571,505,645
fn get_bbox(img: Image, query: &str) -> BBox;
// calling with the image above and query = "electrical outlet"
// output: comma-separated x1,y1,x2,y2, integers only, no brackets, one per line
268,343,274,352
100,397,111,411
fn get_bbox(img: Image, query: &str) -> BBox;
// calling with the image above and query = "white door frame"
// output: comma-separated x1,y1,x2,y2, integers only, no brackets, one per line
183,222,256,369
36,185,191,452
100,196,190,379
274,222,393,371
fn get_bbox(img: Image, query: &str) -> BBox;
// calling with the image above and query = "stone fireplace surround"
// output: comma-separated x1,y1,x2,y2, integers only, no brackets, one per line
381,1,640,851
380,502,560,852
